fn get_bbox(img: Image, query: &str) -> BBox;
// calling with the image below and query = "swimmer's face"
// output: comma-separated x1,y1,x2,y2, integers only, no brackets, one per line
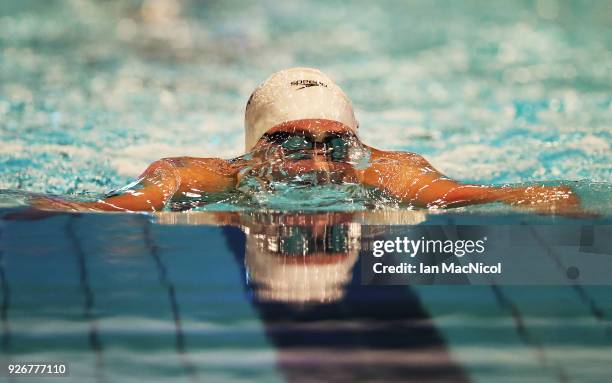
250,119,362,183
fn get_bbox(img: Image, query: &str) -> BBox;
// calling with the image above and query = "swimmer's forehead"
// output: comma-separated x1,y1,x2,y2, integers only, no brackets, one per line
265,119,357,137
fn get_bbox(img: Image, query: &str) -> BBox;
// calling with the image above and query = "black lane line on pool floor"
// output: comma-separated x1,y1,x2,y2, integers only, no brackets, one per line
0,228,17,383
220,225,471,383
528,227,611,336
490,284,570,383
143,221,199,382
0,230,10,353
66,216,105,383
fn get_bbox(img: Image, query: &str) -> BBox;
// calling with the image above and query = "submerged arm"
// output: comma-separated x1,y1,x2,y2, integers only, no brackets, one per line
360,149,581,214
33,157,240,212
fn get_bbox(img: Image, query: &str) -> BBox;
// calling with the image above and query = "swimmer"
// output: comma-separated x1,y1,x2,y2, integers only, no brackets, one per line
33,67,581,215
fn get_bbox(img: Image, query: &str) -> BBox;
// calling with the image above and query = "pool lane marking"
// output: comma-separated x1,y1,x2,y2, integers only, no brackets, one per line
66,216,106,383
143,220,199,382
0,226,17,383
528,227,611,336
0,233,10,353
490,284,571,383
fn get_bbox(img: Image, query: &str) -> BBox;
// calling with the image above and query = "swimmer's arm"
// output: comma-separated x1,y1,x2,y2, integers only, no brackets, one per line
33,157,241,212
360,150,581,212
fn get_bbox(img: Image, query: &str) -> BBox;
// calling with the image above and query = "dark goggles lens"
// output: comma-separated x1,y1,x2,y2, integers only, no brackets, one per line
282,135,314,151
326,136,350,161
265,132,352,161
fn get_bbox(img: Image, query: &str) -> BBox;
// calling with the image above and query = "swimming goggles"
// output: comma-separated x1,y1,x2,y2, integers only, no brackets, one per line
264,131,353,161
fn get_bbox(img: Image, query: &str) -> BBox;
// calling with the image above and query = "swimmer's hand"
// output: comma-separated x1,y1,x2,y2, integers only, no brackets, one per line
496,185,593,217
29,196,91,211
1,195,95,220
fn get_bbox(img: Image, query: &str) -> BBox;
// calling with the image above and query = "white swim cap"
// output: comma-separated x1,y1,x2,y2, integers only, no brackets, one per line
244,67,358,150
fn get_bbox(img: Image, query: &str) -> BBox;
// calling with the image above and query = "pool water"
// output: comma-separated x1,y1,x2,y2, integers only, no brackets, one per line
1,1,611,382
1,210,611,383
0,0,611,210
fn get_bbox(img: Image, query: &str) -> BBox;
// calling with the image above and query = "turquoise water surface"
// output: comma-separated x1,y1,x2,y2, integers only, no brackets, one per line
0,0,611,213
1,1,612,383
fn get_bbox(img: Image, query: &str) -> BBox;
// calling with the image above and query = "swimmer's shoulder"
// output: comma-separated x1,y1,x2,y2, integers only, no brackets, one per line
364,145,429,166
159,156,248,176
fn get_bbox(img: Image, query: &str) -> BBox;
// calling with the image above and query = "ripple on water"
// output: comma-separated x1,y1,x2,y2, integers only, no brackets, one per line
0,0,610,212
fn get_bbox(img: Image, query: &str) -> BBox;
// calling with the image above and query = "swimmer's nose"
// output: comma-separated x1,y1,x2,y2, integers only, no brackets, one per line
312,143,331,158
312,149,328,158
311,148,331,168
312,160,333,183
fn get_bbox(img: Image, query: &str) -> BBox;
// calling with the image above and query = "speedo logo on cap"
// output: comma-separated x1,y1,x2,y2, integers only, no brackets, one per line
290,79,328,90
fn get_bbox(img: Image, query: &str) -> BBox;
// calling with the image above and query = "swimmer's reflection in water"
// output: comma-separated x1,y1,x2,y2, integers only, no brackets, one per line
216,212,470,382
244,215,360,303
33,68,583,216
163,210,424,304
